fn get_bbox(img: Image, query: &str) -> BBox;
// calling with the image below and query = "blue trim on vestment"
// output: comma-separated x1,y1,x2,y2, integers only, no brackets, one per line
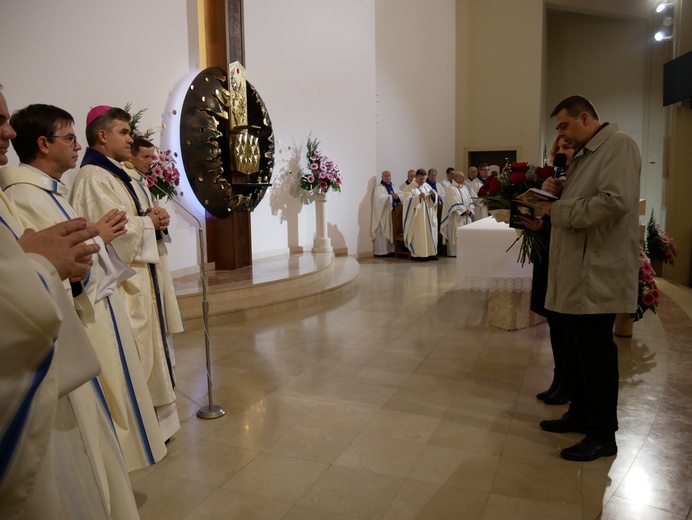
0,215,18,239
0,348,54,483
105,295,156,465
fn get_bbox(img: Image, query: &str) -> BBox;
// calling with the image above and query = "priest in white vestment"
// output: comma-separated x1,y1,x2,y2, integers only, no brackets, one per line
125,138,185,357
439,167,455,193
1,104,167,470
370,170,401,256
403,169,438,260
70,106,180,440
399,169,415,192
0,93,138,519
440,171,474,257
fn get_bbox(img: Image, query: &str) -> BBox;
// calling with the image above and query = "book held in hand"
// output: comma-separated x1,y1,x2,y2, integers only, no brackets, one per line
509,188,558,230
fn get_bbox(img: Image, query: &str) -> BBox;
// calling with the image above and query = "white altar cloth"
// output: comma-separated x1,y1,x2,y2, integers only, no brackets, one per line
456,217,533,292
456,217,544,330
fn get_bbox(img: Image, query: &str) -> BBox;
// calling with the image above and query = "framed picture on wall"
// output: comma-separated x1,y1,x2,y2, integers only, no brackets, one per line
467,149,517,174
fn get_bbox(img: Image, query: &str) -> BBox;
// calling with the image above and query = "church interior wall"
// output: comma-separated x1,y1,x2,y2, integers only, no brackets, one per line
243,0,377,260
456,0,545,168
374,0,457,183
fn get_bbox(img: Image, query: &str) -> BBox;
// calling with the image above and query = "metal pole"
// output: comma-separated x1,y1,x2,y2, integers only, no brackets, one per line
173,199,225,419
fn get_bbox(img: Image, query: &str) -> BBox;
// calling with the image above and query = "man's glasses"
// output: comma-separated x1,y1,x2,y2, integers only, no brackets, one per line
47,134,78,147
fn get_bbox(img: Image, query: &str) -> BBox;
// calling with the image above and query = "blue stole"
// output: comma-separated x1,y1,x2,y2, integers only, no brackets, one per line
426,180,438,192
81,147,174,387
381,180,400,208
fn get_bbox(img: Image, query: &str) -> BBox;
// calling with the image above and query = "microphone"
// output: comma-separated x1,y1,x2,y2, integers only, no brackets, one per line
553,153,567,178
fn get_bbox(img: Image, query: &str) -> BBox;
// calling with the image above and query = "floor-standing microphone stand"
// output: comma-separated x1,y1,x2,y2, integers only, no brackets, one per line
173,199,225,420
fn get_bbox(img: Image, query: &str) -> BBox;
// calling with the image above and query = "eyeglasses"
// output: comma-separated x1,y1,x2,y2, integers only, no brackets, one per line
46,134,78,147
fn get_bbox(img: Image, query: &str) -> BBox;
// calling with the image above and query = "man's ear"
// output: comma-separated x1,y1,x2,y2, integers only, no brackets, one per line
36,136,50,154
97,128,108,144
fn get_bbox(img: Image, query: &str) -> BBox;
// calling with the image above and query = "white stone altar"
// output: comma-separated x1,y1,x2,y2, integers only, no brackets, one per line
456,217,545,330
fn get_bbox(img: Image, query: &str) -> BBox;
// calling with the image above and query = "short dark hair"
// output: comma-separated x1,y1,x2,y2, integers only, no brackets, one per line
479,163,489,169
550,95,599,120
10,104,74,163
85,107,131,147
131,137,155,155
446,167,455,174
415,168,426,176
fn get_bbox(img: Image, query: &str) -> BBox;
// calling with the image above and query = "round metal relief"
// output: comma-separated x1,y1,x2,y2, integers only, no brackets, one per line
179,66,274,219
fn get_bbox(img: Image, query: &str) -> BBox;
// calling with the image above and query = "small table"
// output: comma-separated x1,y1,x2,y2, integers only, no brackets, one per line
456,217,545,330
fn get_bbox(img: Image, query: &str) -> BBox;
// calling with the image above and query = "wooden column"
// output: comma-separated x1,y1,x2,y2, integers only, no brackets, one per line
199,0,252,270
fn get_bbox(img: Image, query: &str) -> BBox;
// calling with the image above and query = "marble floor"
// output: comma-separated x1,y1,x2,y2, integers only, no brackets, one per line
130,257,692,520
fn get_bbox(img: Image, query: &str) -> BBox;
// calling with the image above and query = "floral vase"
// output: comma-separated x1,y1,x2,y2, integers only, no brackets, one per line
614,313,634,338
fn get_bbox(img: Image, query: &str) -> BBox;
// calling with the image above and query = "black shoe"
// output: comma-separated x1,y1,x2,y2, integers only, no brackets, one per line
536,370,561,401
543,393,568,405
542,380,569,405
561,436,617,462
429,255,439,261
539,413,587,434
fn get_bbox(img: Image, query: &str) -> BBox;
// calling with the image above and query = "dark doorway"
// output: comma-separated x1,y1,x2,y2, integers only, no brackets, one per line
468,150,517,173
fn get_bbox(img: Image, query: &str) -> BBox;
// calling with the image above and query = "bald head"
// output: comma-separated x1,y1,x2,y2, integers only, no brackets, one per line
454,171,465,184
381,170,392,183
468,166,478,180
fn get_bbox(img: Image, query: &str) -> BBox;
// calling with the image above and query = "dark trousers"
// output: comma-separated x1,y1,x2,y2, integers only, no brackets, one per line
545,311,564,380
552,312,619,438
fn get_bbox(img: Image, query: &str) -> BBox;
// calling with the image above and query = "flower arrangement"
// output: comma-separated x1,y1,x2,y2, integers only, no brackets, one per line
300,136,342,194
477,160,555,265
633,246,660,321
645,210,679,265
146,148,181,201
123,103,180,201
124,103,154,140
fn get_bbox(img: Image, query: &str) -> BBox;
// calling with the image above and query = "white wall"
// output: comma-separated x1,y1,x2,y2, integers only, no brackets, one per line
375,0,457,183
456,0,545,168
243,0,377,258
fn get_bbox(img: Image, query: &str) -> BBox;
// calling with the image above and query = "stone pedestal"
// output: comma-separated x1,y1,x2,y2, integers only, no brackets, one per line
312,192,333,253
488,290,546,331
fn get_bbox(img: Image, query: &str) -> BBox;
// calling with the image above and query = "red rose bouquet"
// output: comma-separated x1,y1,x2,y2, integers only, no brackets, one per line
477,160,554,265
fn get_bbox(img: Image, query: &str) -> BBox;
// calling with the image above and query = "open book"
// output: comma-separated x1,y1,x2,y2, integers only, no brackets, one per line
509,188,558,230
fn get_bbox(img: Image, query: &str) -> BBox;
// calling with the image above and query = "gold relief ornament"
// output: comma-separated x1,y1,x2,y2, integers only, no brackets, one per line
179,65,274,218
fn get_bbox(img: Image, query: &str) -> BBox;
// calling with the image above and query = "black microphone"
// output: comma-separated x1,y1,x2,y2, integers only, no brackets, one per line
553,153,567,178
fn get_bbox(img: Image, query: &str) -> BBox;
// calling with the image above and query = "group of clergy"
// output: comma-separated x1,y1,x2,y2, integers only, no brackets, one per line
371,166,481,260
0,90,183,519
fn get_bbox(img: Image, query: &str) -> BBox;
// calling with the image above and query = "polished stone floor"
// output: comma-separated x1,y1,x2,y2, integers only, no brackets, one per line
130,257,692,520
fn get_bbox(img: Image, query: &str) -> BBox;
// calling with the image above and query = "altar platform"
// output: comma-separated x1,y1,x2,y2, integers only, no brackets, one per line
173,253,360,330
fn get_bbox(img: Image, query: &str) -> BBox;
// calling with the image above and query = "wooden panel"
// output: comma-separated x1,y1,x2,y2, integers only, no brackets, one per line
199,0,252,270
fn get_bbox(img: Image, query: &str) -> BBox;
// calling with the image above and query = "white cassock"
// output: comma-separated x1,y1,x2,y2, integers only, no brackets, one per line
123,164,185,364
403,181,438,258
470,177,487,219
439,180,474,257
0,192,139,520
0,164,168,471
427,181,445,204
370,182,400,255
70,148,179,440
439,178,452,194
399,180,411,193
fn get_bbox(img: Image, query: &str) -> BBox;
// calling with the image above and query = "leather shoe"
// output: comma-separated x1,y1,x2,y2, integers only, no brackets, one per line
539,413,587,434
561,436,617,462
543,393,568,405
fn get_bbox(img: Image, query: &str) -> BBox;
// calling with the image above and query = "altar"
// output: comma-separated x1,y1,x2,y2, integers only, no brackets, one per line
456,216,545,330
